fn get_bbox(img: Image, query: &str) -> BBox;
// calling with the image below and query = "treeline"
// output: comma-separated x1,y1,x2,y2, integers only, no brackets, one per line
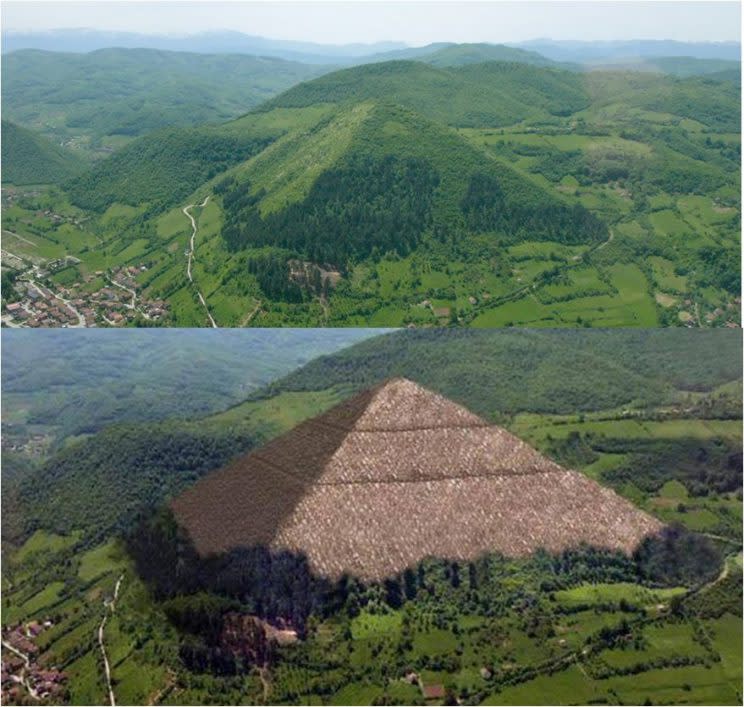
461,172,608,245
127,510,722,675
220,155,440,265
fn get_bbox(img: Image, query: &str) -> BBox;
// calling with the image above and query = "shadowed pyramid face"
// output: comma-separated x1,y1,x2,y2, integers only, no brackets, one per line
171,378,663,582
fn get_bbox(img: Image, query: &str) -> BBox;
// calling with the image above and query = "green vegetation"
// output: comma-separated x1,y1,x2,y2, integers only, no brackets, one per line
12,420,260,544
1,120,86,184
416,43,558,68
2,48,329,153
258,61,591,127
260,328,743,417
221,153,441,263
65,128,273,211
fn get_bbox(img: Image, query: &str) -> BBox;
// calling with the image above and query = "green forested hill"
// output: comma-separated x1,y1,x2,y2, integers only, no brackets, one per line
219,102,607,264
1,48,331,153
257,60,591,126
1,119,86,184
65,125,274,211
260,328,744,416
416,42,560,68
12,420,261,543
363,42,560,68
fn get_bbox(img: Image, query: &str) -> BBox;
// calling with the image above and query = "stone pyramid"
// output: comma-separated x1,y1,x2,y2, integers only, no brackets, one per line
171,378,663,582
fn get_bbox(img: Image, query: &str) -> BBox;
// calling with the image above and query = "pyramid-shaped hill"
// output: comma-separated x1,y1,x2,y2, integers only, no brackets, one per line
171,378,663,582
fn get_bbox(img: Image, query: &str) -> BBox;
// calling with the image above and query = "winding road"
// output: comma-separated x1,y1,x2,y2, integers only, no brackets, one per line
98,573,124,707
182,196,217,328
107,277,137,311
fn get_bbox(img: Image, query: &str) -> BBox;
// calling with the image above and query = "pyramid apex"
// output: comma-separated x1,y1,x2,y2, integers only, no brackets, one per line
353,377,487,431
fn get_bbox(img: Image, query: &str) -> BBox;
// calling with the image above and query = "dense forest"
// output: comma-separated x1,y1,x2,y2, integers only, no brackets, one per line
2,49,328,149
9,420,260,545
221,155,440,264
1,119,86,184
461,172,607,244
66,128,273,211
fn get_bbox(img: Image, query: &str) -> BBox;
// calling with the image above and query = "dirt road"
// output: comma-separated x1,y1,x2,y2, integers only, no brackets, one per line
182,196,217,328
98,573,124,707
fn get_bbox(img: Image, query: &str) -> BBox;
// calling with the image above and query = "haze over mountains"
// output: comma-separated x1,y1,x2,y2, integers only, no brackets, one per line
3,28,740,65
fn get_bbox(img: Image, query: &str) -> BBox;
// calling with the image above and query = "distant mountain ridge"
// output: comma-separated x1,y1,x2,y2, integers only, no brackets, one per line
4,30,739,66
1,29,407,62
513,38,741,62
1,48,332,145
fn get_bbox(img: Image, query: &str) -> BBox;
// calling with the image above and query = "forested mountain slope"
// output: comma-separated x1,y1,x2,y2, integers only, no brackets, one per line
258,60,591,126
1,120,86,184
260,328,744,416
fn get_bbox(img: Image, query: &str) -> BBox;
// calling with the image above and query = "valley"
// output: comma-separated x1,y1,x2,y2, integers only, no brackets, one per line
2,50,740,328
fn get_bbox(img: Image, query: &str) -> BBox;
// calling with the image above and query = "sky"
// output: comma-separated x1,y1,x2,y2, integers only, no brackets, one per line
2,1,741,45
